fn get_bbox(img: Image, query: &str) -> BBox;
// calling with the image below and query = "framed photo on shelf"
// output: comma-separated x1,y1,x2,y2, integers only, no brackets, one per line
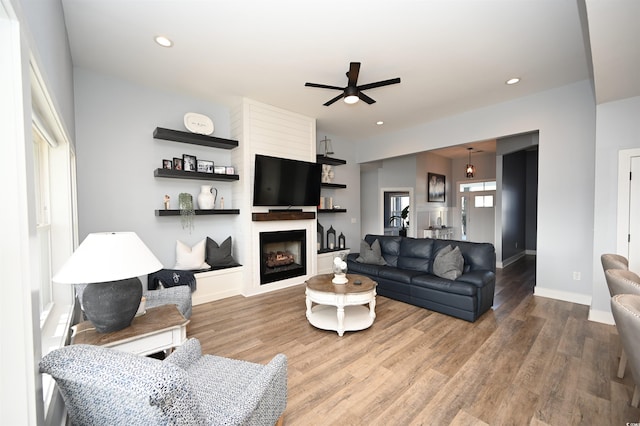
162,159,172,170
197,159,214,173
182,154,197,172
214,166,226,174
173,157,183,171
427,172,446,202
225,166,235,175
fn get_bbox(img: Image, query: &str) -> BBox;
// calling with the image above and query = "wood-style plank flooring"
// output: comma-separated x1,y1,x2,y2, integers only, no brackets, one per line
188,256,640,425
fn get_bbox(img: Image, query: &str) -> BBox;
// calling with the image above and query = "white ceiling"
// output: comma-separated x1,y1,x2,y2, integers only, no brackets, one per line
60,0,639,151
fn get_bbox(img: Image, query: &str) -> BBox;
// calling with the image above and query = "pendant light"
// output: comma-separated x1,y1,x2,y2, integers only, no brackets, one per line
465,148,476,178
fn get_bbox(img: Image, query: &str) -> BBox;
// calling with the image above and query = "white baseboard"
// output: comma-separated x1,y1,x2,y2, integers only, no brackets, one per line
588,308,615,325
498,252,527,268
534,286,592,306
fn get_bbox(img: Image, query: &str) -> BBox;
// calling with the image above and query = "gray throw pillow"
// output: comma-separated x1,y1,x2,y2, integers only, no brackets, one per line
433,245,464,280
205,237,241,269
356,239,387,265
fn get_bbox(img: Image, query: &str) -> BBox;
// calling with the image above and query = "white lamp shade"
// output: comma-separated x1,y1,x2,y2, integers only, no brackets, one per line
52,232,163,284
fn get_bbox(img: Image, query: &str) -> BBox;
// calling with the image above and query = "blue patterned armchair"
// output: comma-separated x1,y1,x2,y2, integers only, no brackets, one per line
39,338,287,425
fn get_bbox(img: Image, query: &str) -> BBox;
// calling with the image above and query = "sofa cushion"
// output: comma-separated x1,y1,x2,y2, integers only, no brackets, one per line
411,274,477,296
356,239,387,265
433,239,496,273
364,234,401,267
433,245,464,280
379,267,425,284
397,237,434,272
348,258,386,277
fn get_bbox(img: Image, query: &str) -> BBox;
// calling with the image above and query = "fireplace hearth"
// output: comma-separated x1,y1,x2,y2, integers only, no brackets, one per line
259,230,307,284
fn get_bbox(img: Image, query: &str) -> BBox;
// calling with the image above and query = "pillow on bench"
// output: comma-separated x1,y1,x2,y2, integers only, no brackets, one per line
205,237,241,269
174,239,210,270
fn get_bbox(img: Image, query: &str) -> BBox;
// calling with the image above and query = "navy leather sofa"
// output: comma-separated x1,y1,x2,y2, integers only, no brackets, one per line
346,234,496,322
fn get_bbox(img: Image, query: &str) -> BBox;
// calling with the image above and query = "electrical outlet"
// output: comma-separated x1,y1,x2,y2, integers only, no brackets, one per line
573,272,581,281
351,217,357,224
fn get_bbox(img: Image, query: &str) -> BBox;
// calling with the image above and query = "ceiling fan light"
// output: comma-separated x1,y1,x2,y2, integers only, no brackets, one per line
344,95,359,104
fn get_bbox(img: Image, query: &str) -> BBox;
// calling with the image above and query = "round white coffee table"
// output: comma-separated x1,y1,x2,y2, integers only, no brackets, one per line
305,273,377,336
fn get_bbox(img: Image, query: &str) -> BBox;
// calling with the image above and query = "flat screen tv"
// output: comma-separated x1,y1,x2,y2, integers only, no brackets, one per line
253,154,322,207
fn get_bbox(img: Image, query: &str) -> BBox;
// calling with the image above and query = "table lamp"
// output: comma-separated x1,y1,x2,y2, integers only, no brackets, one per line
52,232,163,333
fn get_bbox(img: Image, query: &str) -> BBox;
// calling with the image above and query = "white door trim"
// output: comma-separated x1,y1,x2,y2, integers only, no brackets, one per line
617,149,640,257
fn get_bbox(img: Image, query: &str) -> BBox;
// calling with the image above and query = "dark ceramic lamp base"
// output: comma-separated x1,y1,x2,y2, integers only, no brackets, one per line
82,277,143,333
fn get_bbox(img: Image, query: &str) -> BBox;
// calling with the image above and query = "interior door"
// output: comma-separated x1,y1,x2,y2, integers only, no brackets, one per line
462,193,495,244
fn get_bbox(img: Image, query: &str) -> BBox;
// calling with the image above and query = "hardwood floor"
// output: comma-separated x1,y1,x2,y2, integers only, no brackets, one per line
188,256,640,425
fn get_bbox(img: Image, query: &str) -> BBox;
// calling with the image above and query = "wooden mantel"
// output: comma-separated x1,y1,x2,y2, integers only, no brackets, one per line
252,211,316,221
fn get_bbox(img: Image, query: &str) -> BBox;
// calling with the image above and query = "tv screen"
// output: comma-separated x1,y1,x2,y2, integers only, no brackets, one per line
253,154,322,207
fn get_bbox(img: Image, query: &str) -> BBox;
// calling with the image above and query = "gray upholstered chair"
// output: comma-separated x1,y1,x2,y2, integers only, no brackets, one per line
604,267,640,379
611,294,640,410
601,253,629,273
40,338,287,425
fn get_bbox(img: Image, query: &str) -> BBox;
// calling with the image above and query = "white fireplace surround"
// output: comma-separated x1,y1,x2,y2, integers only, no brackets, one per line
247,219,317,295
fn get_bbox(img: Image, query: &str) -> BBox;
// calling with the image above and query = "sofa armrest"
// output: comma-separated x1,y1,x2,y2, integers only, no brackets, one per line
456,270,495,288
165,338,202,370
235,354,288,425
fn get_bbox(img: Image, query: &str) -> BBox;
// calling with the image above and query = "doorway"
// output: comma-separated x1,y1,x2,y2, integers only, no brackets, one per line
380,187,413,237
459,180,496,243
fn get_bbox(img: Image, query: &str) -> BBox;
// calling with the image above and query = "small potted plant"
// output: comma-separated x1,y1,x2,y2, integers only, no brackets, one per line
179,193,195,231
389,205,409,237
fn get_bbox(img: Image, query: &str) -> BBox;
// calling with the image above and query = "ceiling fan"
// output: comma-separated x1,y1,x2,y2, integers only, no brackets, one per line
305,62,401,106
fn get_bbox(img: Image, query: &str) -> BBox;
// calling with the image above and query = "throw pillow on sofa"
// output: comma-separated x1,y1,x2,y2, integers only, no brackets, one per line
356,239,387,265
174,239,211,270
433,245,464,280
205,236,241,269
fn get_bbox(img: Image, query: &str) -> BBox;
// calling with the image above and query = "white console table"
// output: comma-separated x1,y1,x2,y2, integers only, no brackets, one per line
423,227,454,239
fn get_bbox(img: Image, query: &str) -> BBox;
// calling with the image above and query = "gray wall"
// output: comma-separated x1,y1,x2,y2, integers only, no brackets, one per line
525,149,538,251
502,150,527,260
75,69,234,267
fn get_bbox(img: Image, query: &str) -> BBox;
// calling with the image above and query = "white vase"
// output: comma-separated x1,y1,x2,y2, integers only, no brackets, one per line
197,185,217,209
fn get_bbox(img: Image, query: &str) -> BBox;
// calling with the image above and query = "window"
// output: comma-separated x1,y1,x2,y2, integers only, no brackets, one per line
474,195,494,208
460,181,496,192
33,126,54,326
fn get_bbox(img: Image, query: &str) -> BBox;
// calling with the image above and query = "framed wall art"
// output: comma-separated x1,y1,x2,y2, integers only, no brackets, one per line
427,172,445,202
182,154,197,172
197,159,214,173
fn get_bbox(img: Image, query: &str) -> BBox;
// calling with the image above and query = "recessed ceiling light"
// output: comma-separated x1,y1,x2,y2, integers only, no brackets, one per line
506,77,520,85
154,35,173,47
376,121,384,126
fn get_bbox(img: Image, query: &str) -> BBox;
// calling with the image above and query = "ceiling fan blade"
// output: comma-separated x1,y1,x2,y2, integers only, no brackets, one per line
305,82,344,90
347,62,361,87
357,77,401,91
324,93,345,106
358,92,376,104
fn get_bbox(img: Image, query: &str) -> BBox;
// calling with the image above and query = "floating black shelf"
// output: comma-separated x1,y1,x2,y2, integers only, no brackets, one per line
156,209,240,216
321,182,347,189
154,168,239,181
318,209,347,213
317,247,350,254
316,155,347,166
153,127,238,149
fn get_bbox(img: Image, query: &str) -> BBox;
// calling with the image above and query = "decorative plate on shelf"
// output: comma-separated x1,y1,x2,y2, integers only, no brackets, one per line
184,112,214,135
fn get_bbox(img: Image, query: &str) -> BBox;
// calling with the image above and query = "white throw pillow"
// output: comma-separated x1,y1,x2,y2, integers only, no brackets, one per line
174,239,211,270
